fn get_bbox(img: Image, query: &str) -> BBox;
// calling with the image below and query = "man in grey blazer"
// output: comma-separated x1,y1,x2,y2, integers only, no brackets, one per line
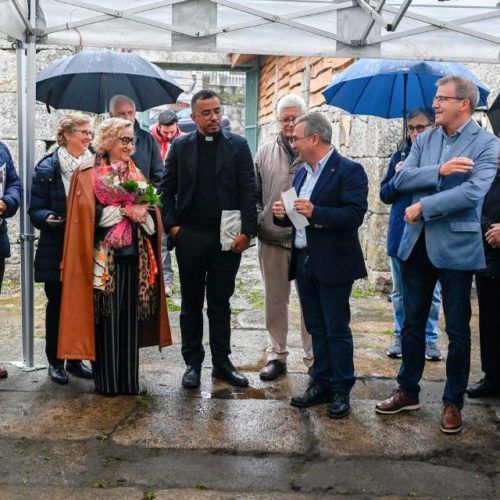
375,76,499,434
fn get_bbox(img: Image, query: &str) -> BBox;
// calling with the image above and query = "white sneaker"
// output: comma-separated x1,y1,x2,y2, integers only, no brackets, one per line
164,284,173,298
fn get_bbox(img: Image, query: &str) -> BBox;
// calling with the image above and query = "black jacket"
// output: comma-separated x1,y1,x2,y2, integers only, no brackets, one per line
0,142,22,259
132,120,164,188
162,129,257,240
275,149,368,286
477,171,500,279
28,150,67,282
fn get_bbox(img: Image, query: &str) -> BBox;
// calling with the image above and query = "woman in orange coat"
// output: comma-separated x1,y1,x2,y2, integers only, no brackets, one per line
58,117,171,395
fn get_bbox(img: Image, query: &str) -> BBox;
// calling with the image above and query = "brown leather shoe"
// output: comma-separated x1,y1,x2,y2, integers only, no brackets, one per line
260,360,287,381
440,404,462,434
0,365,7,379
375,389,420,414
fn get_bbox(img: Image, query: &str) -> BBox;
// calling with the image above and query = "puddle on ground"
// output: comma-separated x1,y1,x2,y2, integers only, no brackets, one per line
201,387,269,400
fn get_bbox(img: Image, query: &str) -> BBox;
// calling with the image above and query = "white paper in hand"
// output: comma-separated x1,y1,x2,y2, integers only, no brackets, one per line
281,187,309,230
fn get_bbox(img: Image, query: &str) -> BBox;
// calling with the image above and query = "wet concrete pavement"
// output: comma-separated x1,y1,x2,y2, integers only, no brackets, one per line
0,248,499,498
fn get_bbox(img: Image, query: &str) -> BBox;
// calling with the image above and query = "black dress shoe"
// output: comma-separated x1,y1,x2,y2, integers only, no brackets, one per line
49,365,69,385
182,365,201,388
290,384,331,408
66,361,93,379
466,377,500,398
259,360,287,381
328,392,351,419
212,361,249,387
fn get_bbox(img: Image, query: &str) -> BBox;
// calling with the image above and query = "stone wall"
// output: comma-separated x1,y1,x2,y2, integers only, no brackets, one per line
257,55,500,291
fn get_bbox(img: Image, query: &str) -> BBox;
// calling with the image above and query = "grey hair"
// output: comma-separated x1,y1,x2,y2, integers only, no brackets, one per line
407,107,434,123
295,112,332,144
276,93,307,116
436,76,479,113
109,95,136,115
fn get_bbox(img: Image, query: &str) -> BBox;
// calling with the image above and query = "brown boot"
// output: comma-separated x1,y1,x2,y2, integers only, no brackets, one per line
440,404,462,434
375,389,420,414
0,365,7,379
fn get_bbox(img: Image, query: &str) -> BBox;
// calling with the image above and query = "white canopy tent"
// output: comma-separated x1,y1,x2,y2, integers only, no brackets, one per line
0,0,499,367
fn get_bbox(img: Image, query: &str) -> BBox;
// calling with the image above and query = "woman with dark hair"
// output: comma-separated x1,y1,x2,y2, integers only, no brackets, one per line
467,148,500,398
29,113,94,384
380,107,443,361
58,117,171,396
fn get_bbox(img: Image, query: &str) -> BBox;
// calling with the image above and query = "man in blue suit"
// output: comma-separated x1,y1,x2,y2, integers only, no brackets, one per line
375,76,499,434
273,112,368,419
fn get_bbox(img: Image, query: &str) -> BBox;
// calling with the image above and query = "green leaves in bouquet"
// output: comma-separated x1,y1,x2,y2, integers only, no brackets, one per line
121,179,139,193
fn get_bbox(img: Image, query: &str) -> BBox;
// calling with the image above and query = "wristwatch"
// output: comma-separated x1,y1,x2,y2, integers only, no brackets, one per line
119,206,127,217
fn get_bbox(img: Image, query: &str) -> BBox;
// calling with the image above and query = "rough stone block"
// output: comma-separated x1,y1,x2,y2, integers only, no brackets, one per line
364,157,391,215
0,49,17,93
346,116,369,158
366,213,390,272
0,93,18,139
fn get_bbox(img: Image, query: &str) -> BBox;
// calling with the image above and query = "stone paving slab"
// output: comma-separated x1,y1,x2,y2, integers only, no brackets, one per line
111,397,311,455
308,399,499,458
0,391,137,441
296,458,497,498
0,488,323,500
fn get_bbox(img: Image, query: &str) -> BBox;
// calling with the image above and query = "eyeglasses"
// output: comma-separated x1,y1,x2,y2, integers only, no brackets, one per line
433,95,464,104
195,108,223,119
291,134,314,143
278,117,298,125
408,124,432,133
75,129,94,138
118,136,136,146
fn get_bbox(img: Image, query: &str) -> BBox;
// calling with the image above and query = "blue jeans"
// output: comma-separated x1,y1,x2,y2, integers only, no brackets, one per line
397,234,473,409
390,256,441,342
295,251,355,394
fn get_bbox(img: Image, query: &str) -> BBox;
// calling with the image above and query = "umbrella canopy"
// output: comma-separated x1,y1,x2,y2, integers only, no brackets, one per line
486,93,500,137
322,59,489,119
36,50,184,114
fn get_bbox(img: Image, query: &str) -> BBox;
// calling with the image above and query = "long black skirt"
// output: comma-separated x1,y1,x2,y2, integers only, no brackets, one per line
93,258,139,396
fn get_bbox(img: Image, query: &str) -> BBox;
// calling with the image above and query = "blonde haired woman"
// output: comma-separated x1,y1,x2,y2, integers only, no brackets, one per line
29,112,94,385
58,118,171,395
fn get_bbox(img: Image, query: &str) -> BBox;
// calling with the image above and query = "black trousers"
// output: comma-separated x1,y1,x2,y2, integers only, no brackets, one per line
476,275,500,383
0,258,4,294
44,281,83,367
44,282,64,367
175,226,241,367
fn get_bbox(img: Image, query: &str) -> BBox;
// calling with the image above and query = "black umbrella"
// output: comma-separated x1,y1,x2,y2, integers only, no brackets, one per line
487,93,500,137
36,50,184,114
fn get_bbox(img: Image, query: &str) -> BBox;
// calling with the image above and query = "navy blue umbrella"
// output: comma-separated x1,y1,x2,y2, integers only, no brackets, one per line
322,59,489,119
36,50,184,113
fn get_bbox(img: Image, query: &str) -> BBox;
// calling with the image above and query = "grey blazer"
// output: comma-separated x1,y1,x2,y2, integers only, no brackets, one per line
394,120,499,271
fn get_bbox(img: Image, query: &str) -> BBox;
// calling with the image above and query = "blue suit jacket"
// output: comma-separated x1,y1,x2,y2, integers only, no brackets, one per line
394,120,499,270
275,148,368,285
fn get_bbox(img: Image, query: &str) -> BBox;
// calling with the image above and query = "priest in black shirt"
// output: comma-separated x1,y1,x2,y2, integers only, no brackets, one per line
162,90,257,388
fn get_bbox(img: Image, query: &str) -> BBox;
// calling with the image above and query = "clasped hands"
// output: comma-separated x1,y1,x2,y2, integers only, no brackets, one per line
485,223,500,248
123,204,149,224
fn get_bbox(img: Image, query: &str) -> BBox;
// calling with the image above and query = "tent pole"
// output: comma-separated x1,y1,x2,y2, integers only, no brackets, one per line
17,0,37,368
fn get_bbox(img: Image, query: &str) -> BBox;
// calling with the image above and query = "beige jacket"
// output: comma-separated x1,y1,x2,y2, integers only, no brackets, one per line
255,134,300,248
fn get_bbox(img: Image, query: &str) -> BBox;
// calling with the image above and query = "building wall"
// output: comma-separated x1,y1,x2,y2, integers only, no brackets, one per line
257,55,500,291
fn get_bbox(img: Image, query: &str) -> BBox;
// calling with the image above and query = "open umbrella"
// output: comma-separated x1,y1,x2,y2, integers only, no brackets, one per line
322,59,489,144
486,93,500,137
36,50,184,114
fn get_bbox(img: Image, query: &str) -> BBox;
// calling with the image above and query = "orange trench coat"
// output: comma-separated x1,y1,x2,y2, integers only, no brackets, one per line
57,157,172,361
